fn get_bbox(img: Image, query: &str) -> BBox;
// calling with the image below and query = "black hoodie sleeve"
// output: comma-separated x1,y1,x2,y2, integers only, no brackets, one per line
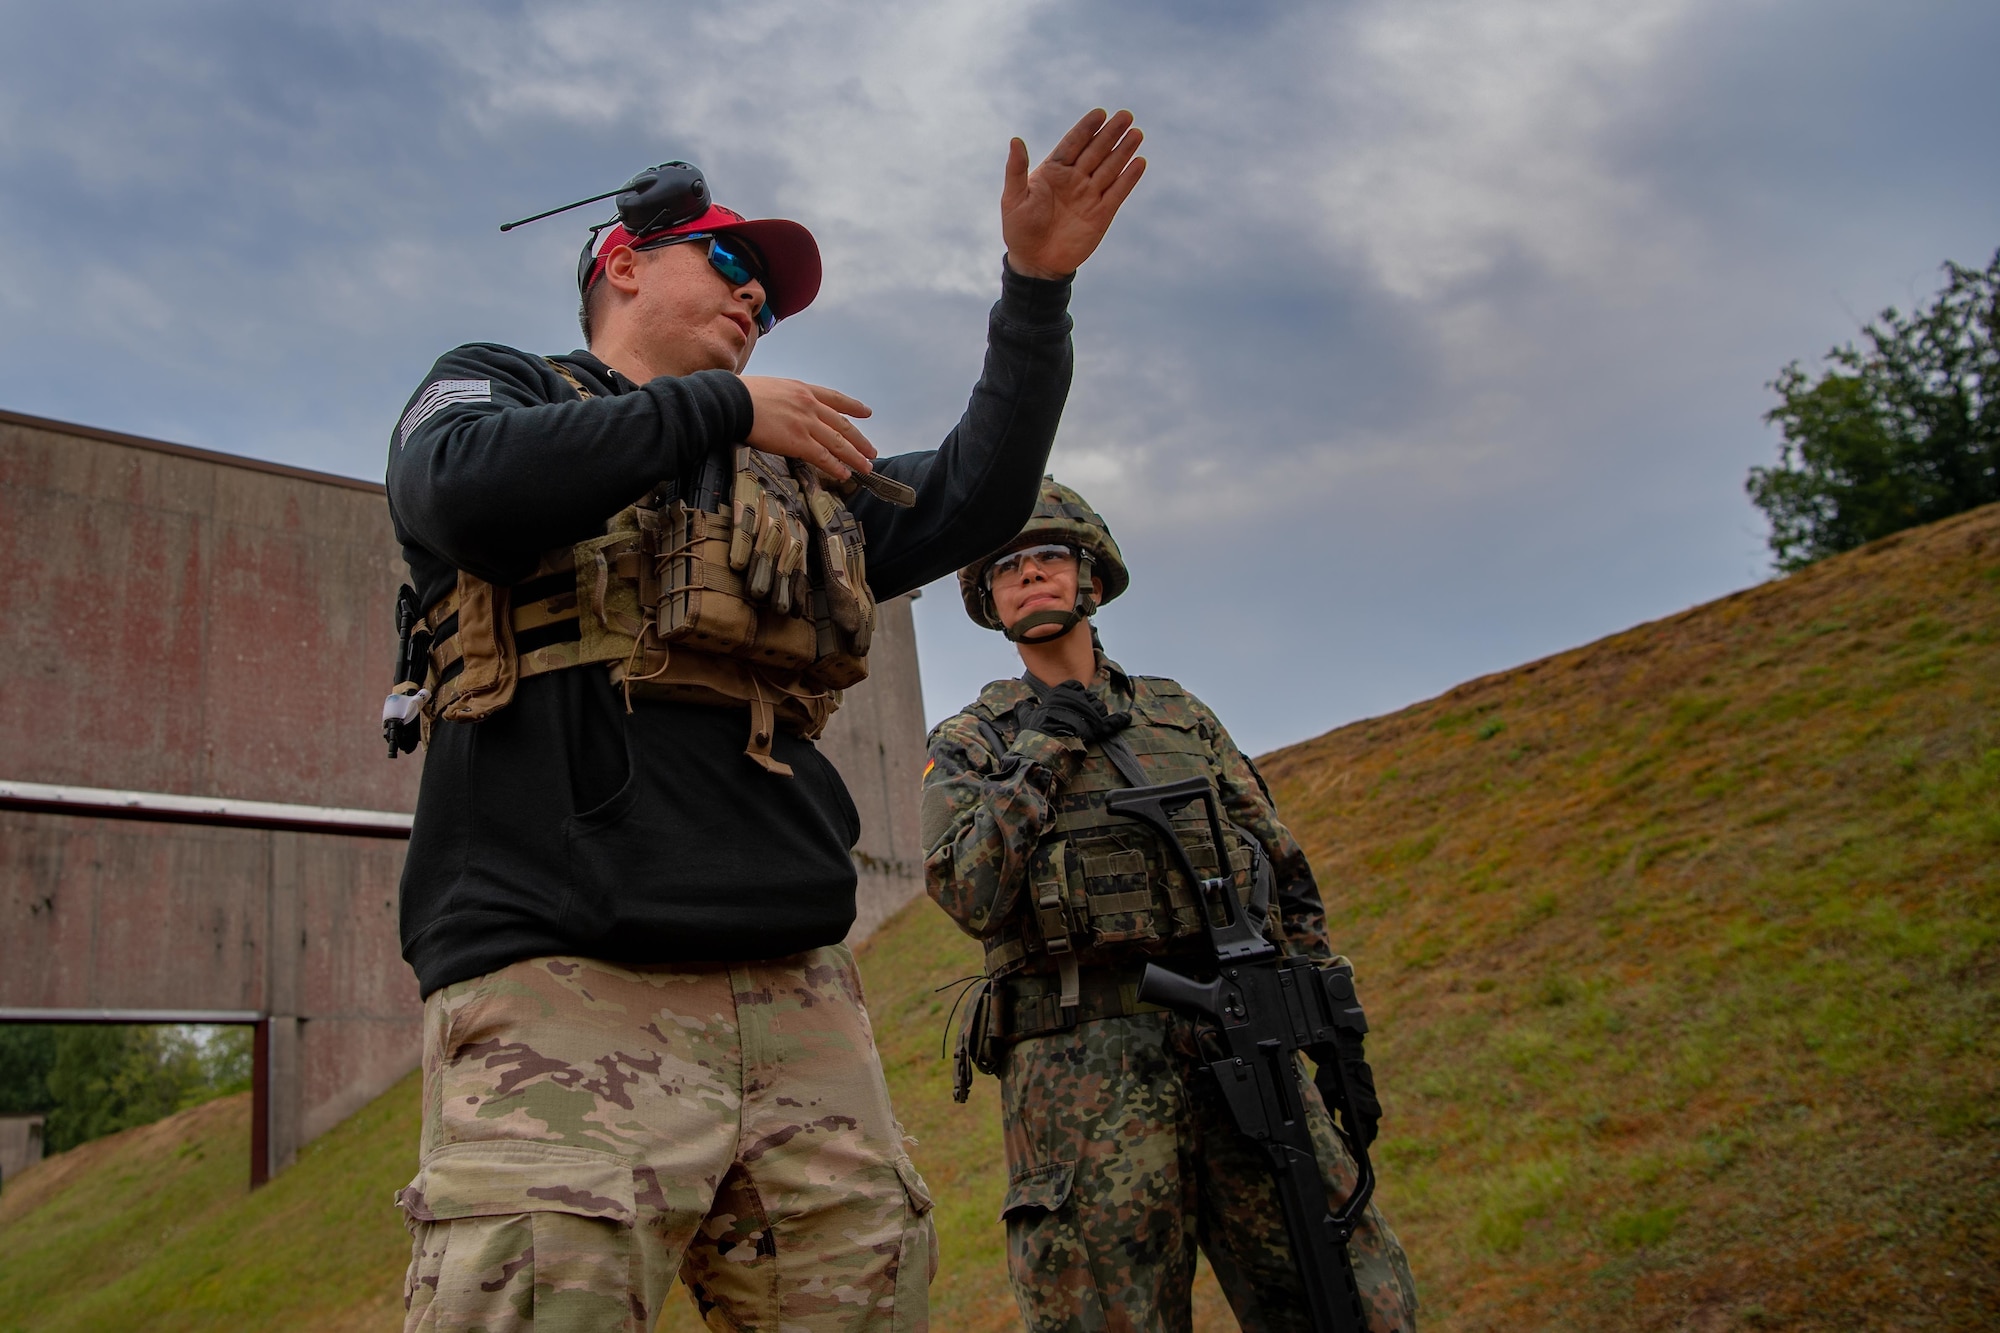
850,262,1077,599
389,255,1070,603
386,343,752,587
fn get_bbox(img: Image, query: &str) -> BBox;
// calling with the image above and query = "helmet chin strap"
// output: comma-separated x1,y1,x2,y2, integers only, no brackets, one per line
1003,607,1082,643
1000,552,1097,645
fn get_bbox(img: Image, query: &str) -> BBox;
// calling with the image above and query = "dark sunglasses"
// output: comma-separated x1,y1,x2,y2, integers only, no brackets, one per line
635,231,777,334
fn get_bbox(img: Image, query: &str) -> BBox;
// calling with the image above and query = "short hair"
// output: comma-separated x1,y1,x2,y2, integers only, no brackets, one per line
579,274,608,345
579,241,674,344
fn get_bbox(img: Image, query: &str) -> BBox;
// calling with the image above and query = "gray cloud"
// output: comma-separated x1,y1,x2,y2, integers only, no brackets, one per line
0,0,1994,754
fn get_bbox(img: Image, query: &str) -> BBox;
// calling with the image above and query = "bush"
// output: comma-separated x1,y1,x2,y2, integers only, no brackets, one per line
1748,250,1999,570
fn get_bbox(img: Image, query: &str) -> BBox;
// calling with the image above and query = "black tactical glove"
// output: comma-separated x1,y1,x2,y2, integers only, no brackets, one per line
1024,681,1131,744
1333,1028,1383,1149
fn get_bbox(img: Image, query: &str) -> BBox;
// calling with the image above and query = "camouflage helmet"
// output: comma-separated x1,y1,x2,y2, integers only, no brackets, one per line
958,477,1129,636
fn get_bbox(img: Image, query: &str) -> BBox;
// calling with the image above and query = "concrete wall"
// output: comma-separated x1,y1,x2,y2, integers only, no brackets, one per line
824,591,928,944
0,414,418,810
0,409,425,1177
0,1115,46,1188
0,408,929,1177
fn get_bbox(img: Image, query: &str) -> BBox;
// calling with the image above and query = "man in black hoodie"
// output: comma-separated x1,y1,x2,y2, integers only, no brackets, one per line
387,111,1145,1331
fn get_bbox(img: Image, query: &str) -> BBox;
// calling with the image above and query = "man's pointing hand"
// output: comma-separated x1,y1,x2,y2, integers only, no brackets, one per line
1002,108,1147,281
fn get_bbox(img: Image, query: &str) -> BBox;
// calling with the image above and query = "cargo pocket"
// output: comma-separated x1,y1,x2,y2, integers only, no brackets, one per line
998,1158,1081,1297
891,1154,937,1330
999,1158,1076,1221
396,1141,640,1330
400,1139,637,1224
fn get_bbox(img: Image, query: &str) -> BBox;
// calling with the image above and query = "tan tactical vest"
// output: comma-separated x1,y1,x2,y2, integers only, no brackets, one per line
400,364,877,777
966,677,1265,989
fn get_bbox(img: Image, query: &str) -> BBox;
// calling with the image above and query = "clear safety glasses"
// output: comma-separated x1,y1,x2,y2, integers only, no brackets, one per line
985,543,1078,589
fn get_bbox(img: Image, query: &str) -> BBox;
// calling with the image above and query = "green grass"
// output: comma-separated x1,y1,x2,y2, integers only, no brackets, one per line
1260,502,2000,1329
5,503,1998,1330
0,1072,418,1332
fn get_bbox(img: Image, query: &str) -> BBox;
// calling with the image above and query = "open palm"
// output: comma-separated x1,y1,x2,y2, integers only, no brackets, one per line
1002,108,1147,279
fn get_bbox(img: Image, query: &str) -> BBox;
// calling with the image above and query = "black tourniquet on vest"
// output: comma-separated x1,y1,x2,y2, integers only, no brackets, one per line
388,264,1075,995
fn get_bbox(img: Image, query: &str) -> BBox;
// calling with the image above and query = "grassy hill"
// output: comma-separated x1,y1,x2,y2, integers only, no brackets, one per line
0,1080,415,1331
2,504,1995,1330
1254,502,2000,1328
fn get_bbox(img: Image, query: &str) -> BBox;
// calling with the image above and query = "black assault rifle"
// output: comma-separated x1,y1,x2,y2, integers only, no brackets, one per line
1106,777,1378,1333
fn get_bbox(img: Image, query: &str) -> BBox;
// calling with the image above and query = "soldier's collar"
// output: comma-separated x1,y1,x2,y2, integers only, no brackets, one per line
1019,654,1129,705
1023,654,1127,690
1095,653,1132,698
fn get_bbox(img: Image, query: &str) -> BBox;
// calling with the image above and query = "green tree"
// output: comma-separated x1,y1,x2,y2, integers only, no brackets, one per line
199,1025,255,1097
1747,250,1999,570
44,1027,208,1152
32,1025,254,1154
0,1025,59,1116
2,1024,256,1157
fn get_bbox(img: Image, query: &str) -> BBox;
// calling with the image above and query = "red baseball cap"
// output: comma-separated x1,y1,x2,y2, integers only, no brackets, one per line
579,204,822,323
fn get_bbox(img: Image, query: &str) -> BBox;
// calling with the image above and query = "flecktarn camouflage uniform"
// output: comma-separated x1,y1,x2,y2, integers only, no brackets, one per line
396,946,935,1332
922,658,1419,1332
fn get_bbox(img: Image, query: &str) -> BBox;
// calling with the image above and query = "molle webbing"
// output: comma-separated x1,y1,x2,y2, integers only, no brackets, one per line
426,546,636,690
422,498,851,775
975,682,1260,985
992,961,1204,1042
978,816,1241,977
410,358,877,775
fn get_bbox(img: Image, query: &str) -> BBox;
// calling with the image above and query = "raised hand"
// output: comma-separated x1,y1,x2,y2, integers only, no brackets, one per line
1001,108,1147,280
740,377,876,481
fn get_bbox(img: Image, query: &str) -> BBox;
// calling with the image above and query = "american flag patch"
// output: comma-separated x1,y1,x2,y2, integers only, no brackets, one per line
398,379,492,447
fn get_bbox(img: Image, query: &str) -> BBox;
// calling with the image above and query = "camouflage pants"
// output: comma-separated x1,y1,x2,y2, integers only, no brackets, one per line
999,1010,1419,1333
397,948,935,1332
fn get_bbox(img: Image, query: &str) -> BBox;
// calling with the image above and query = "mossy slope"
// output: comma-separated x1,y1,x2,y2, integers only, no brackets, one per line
0,1077,417,1332
1256,503,2000,1329
3,505,1995,1330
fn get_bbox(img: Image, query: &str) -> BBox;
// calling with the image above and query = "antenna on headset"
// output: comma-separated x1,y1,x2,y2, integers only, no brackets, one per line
499,187,628,233
499,162,710,235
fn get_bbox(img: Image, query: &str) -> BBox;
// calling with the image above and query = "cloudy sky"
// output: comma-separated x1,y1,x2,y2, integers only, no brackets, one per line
2,0,1993,754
